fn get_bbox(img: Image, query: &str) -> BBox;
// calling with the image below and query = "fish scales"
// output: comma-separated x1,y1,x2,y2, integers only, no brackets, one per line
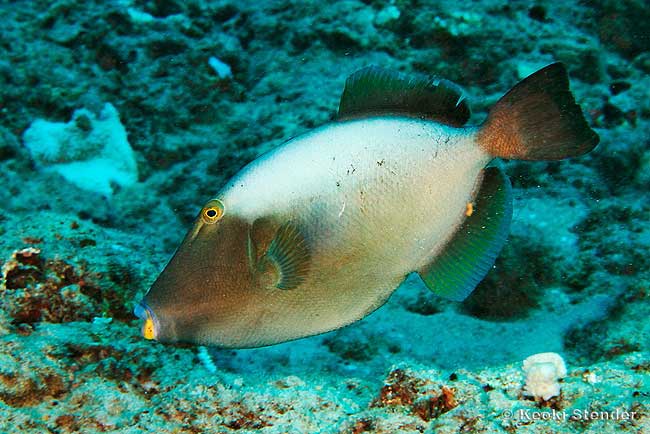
218,118,488,343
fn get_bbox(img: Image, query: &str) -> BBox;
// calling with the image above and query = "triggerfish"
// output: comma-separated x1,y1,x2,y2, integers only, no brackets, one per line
135,63,598,348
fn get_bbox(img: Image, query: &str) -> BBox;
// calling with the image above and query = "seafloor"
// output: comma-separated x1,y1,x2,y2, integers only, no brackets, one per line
0,0,649,433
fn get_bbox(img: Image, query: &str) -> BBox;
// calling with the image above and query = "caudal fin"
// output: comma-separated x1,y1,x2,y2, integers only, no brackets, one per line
478,63,599,160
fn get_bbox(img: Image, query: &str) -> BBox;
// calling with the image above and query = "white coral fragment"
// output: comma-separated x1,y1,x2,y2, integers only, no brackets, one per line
522,352,567,401
23,103,138,196
208,56,232,79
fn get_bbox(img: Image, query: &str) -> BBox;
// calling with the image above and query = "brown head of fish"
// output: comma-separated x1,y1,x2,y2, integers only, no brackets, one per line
135,63,599,348
136,199,252,344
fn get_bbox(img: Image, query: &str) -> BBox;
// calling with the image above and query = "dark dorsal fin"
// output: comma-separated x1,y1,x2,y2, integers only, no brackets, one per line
417,167,512,301
338,66,470,126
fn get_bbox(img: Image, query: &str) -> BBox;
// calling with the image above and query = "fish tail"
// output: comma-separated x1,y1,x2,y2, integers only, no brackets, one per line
477,62,599,160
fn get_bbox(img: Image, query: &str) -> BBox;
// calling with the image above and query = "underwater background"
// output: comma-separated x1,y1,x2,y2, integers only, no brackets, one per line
0,0,648,432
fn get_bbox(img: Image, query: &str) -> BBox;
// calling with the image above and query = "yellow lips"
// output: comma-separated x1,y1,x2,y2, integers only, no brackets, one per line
142,311,155,340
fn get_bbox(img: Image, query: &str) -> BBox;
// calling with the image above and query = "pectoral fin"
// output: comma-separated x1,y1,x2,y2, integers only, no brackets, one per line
418,167,513,301
252,220,311,290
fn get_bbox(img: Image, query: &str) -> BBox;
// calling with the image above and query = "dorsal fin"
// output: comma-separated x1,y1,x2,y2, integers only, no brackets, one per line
417,167,512,301
338,66,470,126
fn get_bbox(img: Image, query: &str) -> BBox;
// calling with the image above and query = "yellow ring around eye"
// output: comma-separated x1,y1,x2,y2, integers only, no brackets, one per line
201,199,225,224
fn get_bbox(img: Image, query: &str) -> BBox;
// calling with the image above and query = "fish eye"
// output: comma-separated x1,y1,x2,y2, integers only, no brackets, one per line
201,199,225,224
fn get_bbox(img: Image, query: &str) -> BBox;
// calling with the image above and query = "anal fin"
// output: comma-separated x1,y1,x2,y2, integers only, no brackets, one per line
417,167,513,301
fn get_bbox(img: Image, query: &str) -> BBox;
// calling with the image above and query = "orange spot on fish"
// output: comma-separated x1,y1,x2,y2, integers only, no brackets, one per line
465,202,474,217
143,312,155,340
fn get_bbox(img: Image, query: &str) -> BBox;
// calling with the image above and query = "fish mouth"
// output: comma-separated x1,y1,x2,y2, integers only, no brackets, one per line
134,301,160,341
